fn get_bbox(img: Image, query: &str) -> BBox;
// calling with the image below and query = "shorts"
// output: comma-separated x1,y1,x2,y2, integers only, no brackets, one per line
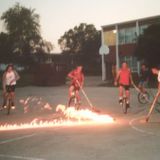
119,84,130,91
139,81,148,88
71,83,80,91
6,85,16,93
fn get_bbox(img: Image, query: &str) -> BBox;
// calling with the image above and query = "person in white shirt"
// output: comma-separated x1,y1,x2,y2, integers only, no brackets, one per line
151,68,160,89
2,64,20,109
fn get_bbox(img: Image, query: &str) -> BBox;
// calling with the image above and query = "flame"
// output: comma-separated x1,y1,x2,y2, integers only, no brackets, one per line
0,105,115,131
19,96,53,113
56,105,114,123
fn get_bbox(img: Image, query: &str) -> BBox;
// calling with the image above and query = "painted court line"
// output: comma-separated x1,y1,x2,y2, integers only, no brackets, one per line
0,154,45,160
129,116,154,135
0,133,37,144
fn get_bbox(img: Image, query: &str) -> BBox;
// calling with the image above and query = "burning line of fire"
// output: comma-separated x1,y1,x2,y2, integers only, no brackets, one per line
0,105,115,131
19,96,52,113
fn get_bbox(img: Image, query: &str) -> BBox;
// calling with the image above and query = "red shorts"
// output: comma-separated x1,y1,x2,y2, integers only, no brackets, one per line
71,83,80,91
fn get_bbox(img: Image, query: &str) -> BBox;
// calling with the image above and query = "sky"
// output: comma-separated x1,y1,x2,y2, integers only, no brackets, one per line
0,0,160,53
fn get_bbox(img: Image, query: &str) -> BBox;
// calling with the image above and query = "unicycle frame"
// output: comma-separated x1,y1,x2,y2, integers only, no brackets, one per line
121,96,128,114
68,89,80,109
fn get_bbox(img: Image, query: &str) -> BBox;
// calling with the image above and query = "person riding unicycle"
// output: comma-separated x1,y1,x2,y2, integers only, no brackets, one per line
138,64,149,93
67,66,84,108
114,62,133,109
2,64,20,110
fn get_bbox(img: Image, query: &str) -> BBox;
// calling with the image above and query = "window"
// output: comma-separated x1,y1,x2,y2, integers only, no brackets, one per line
139,25,148,35
118,27,137,44
120,56,138,72
125,27,137,44
119,29,125,44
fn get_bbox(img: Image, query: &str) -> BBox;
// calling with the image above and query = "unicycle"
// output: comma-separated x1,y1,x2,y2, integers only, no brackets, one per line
121,97,128,114
68,90,80,110
138,91,150,104
132,82,152,104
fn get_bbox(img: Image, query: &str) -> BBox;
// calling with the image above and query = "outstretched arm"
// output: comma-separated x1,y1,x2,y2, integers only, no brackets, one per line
129,69,134,85
2,72,6,92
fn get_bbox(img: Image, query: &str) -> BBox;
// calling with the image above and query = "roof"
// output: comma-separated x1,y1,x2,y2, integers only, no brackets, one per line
102,15,160,29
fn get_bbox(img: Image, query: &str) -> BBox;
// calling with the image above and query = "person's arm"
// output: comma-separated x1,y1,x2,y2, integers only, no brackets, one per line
157,71,160,83
2,72,6,93
129,69,134,85
9,70,20,85
157,71,160,90
68,70,75,79
14,70,20,81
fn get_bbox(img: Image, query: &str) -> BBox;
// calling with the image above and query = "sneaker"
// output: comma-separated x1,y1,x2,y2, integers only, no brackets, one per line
119,99,123,105
11,106,16,110
2,102,6,108
3,106,7,109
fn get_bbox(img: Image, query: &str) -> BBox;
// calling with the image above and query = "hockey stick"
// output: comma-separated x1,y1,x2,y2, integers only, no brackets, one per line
132,81,150,103
132,81,141,93
76,80,101,112
76,80,94,109
146,89,160,122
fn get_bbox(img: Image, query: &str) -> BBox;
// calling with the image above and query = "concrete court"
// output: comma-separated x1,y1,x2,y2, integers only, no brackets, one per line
0,77,160,160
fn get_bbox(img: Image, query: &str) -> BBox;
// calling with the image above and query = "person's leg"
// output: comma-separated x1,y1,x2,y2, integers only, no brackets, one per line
126,90,130,102
75,89,81,103
10,91,16,109
139,82,147,93
142,82,147,93
119,85,123,104
68,85,75,106
138,82,143,92
75,89,81,109
2,85,9,108
10,85,16,109
69,85,75,97
2,91,7,108
125,87,130,107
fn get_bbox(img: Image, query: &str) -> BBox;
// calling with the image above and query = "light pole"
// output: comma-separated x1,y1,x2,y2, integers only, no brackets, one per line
99,32,110,81
115,25,119,71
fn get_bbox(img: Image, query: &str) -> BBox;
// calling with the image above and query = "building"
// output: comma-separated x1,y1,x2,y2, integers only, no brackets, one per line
101,15,160,80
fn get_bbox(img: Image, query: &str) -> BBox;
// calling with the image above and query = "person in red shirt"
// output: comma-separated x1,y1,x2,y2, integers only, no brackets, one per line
67,66,84,107
114,62,133,108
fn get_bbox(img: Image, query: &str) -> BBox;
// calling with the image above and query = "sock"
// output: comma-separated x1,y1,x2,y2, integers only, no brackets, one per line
119,97,123,100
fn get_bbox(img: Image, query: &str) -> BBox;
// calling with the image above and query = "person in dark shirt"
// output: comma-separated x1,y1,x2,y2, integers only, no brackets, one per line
138,64,149,93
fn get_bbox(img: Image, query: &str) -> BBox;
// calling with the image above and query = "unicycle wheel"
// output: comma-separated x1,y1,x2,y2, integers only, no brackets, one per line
138,92,150,104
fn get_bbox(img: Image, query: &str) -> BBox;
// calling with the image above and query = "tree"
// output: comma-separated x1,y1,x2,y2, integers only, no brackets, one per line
1,3,41,57
135,23,160,67
1,3,54,65
58,23,101,69
0,32,12,63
